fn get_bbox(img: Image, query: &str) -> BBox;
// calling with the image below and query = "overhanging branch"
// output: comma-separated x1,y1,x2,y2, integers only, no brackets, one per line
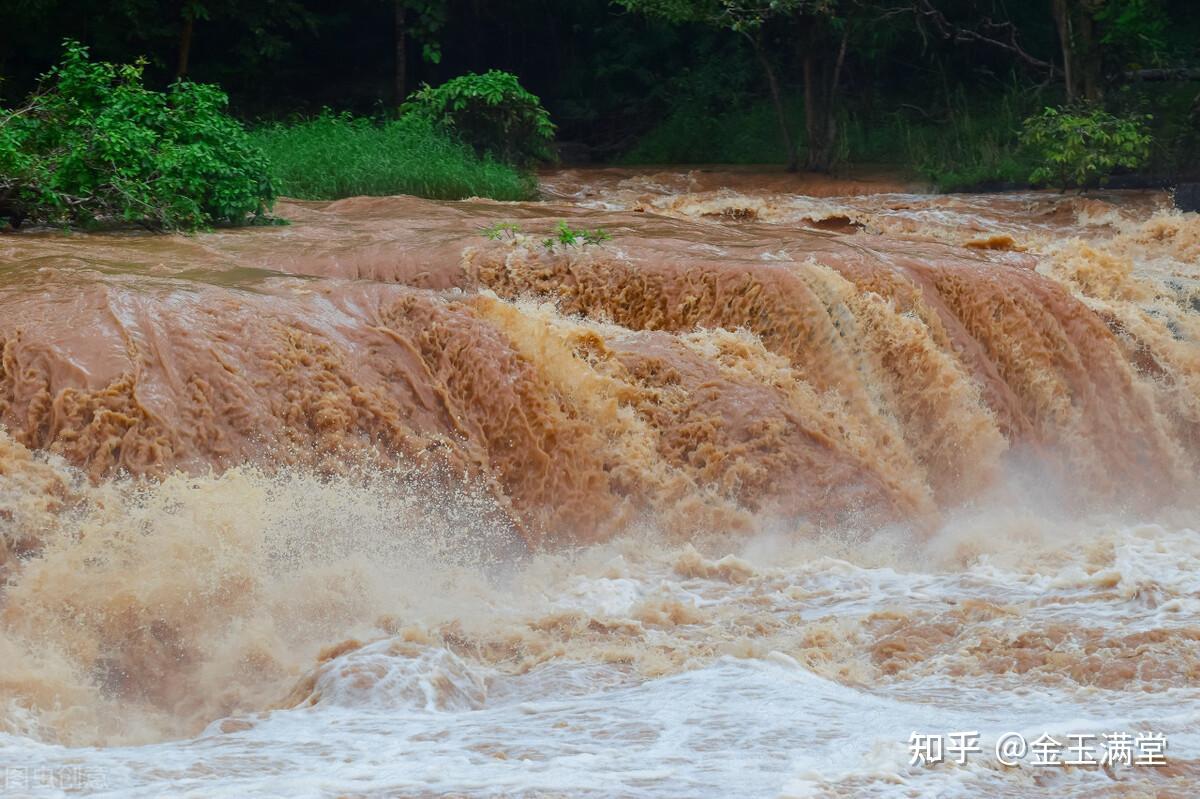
901,0,1059,76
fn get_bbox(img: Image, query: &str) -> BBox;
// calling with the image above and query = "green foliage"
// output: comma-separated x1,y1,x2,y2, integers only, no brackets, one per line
478,219,610,247
618,38,783,165
0,41,274,230
615,0,836,34
403,70,556,166
622,79,1174,193
1122,81,1200,178
623,99,803,164
398,0,448,65
628,87,1031,184
1020,106,1153,189
4,1,1199,191
892,87,1041,191
617,0,844,171
250,111,535,201
543,220,611,249
481,221,522,239
1096,0,1168,66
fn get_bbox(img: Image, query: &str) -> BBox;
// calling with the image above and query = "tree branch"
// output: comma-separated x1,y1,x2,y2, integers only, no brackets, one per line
902,0,1058,76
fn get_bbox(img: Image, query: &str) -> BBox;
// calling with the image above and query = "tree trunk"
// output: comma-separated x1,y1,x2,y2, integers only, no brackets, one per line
802,29,847,173
802,58,834,172
749,35,798,173
394,1,408,104
1051,0,1075,100
177,13,194,79
1078,0,1103,101
1051,0,1103,102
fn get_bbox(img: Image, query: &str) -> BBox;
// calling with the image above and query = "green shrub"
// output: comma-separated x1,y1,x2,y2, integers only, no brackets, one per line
0,41,274,231
1020,106,1153,190
403,70,556,166
251,111,536,201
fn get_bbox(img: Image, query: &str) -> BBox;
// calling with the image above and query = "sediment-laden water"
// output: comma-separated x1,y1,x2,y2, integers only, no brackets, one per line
1,169,1198,797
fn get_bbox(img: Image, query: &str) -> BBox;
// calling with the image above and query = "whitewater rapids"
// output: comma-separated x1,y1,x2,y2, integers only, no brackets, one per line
1,168,1198,797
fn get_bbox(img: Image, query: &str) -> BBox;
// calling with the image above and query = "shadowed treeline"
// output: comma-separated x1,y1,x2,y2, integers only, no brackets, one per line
2,1,1199,181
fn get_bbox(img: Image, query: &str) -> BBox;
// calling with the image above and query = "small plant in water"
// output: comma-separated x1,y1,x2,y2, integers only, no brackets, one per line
542,220,611,249
481,221,522,239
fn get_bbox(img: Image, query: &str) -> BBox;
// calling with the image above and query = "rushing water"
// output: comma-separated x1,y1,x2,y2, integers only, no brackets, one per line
1,169,1198,797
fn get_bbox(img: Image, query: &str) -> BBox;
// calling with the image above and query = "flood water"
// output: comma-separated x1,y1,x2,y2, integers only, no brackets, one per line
1,168,1199,797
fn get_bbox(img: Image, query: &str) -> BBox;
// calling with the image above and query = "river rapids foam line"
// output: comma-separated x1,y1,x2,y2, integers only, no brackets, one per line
2,185,1196,540
0,172,1198,794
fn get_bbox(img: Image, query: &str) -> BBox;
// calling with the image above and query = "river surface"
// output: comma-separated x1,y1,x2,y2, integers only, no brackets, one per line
1,168,1199,797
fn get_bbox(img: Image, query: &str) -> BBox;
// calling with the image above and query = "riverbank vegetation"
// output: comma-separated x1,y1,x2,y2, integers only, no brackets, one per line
251,112,536,202
2,0,1199,213
0,42,275,230
403,70,556,167
1,45,547,229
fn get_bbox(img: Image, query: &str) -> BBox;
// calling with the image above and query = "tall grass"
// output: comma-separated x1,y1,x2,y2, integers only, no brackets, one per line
250,112,537,201
882,87,1042,191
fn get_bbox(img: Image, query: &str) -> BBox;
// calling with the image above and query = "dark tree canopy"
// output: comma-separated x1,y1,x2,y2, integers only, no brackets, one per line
1,0,1198,177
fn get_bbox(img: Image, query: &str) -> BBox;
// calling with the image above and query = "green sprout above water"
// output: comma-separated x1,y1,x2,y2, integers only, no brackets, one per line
481,221,523,239
542,220,612,249
481,219,612,248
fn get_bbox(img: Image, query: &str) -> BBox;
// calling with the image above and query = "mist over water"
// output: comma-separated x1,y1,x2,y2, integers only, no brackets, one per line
1,169,1199,796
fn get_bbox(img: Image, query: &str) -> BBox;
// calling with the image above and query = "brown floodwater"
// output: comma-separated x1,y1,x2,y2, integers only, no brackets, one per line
0,168,1198,797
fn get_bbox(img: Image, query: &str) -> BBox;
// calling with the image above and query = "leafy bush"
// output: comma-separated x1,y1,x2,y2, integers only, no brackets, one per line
404,70,556,166
0,41,274,230
251,112,536,201
1020,106,1153,190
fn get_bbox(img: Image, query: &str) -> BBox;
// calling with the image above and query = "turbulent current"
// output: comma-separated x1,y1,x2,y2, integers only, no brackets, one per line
1,168,1199,797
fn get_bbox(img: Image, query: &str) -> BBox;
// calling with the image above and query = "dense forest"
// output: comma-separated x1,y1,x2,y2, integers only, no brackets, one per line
2,0,1200,222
